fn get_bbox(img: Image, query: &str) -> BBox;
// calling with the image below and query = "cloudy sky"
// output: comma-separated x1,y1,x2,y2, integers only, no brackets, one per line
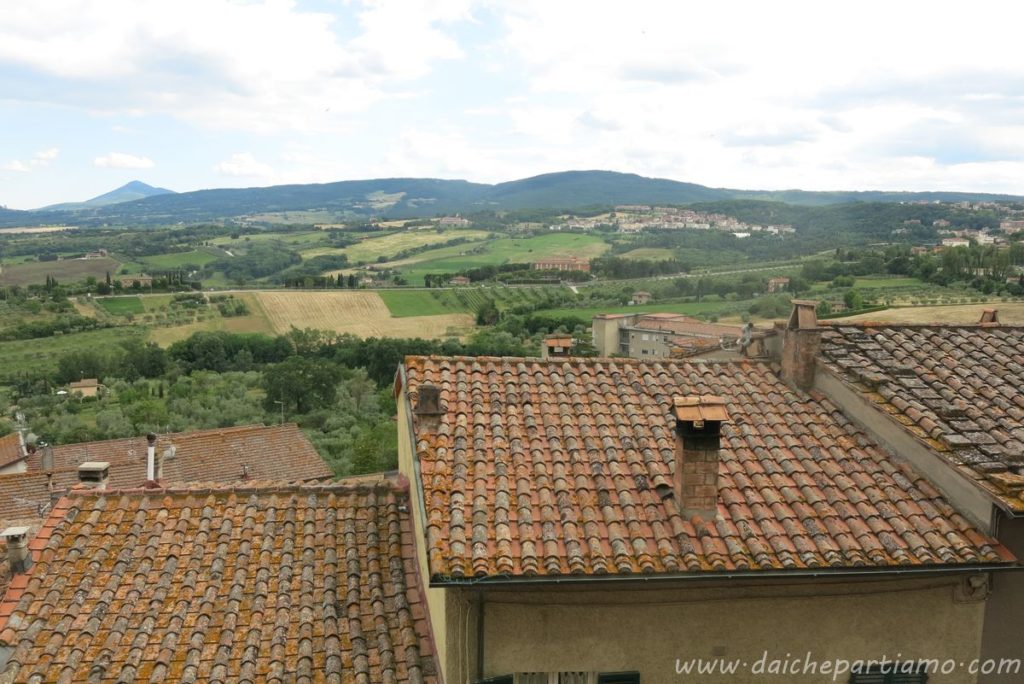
2,0,1024,208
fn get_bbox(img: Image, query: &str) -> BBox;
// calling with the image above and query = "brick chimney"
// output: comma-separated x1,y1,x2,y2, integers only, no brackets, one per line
77,461,110,490
1,527,32,575
779,300,822,390
414,384,445,430
672,395,729,520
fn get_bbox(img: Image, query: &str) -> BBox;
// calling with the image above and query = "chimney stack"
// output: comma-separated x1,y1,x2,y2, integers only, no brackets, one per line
779,300,822,390
77,461,110,490
414,384,445,430
40,442,53,471
1,527,32,575
979,308,999,326
672,395,729,520
146,433,159,482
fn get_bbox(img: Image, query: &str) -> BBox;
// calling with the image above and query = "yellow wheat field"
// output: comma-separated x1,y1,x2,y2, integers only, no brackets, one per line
837,302,1024,325
252,291,473,339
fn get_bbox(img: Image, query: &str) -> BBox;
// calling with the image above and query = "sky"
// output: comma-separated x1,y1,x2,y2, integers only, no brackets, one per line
2,0,1024,209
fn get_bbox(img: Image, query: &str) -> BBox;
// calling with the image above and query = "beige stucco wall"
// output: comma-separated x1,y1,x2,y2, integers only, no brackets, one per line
397,384,454,676
442,577,988,684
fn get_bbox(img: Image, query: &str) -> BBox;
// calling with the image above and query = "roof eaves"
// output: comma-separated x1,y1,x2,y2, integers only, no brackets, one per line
429,559,1021,587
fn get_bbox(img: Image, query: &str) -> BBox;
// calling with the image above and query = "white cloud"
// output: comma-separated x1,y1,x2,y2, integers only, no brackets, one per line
3,147,58,173
0,0,473,133
215,153,273,177
94,152,155,169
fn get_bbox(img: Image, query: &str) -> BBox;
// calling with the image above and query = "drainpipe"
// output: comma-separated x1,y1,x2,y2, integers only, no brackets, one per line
476,592,486,683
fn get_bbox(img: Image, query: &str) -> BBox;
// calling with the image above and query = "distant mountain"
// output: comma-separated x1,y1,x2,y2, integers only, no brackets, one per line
4,170,1023,227
41,181,175,211
486,170,730,208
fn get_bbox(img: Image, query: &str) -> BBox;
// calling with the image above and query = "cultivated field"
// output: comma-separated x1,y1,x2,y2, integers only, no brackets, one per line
252,291,473,339
97,296,145,315
619,247,676,261
140,249,220,269
837,302,1024,325
0,256,120,286
305,229,489,264
0,226,76,235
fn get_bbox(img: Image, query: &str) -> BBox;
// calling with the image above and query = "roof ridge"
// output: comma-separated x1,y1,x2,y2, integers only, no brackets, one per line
822,321,1024,330
404,354,773,366
61,477,408,499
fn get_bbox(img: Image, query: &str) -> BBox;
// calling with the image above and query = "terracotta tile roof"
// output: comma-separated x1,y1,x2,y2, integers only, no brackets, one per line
819,323,1024,512
25,424,331,487
634,313,744,339
0,433,24,470
402,356,1011,580
0,470,78,526
0,480,438,683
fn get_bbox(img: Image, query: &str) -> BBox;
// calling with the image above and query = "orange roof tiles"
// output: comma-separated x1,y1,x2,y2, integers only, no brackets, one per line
0,433,24,470
0,481,438,683
819,324,1024,512
26,424,331,487
402,356,1011,580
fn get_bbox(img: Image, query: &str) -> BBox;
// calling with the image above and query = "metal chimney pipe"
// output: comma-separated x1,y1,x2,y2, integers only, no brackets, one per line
146,432,157,481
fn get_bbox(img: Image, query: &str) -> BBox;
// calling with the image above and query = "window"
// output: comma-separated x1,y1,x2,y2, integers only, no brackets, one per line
849,664,928,683
641,334,649,341
598,673,640,684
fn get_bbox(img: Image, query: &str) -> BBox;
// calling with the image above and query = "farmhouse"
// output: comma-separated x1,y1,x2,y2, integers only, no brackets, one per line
439,215,471,227
766,275,790,293
531,256,591,272
67,378,100,397
394,346,1014,681
448,275,471,286
630,290,652,305
118,273,152,288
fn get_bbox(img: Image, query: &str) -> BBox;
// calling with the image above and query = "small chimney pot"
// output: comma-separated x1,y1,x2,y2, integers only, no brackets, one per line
78,461,110,490
1,526,32,575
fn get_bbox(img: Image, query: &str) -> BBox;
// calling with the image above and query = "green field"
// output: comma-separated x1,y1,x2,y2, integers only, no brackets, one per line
0,327,147,380
534,298,737,320
397,234,610,285
619,247,677,261
378,290,469,317
96,296,145,315
140,249,220,269
212,231,327,247
313,229,490,264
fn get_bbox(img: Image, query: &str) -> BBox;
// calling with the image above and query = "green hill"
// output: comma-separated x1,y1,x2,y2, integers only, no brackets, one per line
4,170,1023,228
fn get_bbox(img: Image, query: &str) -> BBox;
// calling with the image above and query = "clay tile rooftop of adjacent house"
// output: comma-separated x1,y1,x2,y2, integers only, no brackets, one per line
0,478,438,683
818,319,1024,512
0,433,25,471
401,355,1013,581
24,423,332,487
